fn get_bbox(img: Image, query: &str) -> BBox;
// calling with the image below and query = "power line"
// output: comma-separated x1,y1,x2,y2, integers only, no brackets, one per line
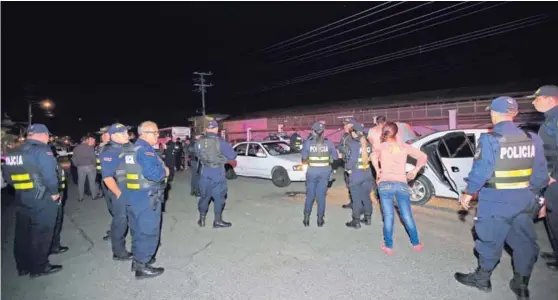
260,16,544,91
252,15,546,94
278,1,494,64
258,2,393,53
292,2,507,64
273,1,434,57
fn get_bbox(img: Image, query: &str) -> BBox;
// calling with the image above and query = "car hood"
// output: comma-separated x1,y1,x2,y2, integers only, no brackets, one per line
275,153,303,164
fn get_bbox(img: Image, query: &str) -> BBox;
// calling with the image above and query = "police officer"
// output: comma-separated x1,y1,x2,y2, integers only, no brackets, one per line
195,119,237,228
174,137,184,171
289,129,303,151
190,134,202,196
301,122,338,227
164,140,176,181
454,96,548,299
530,85,558,271
344,121,373,228
339,119,354,209
100,124,135,262
121,121,168,279
51,161,69,255
97,126,112,241
3,124,63,277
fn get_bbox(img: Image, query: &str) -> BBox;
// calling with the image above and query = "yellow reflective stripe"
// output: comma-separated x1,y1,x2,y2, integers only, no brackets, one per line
357,164,370,169
61,176,66,180
494,169,532,178
96,158,101,163
494,182,530,189
127,183,140,189
308,162,329,167
309,156,329,161
11,174,30,181
96,166,102,170
14,182,34,190
61,184,66,188
127,174,139,180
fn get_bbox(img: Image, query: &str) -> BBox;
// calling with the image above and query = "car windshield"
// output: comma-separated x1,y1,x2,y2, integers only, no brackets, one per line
261,142,295,156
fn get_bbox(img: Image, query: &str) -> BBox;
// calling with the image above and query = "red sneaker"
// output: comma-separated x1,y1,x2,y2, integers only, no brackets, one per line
381,244,394,255
412,243,424,252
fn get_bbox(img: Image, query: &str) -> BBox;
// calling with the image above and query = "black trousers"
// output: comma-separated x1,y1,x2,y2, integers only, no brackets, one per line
544,182,558,257
14,197,58,273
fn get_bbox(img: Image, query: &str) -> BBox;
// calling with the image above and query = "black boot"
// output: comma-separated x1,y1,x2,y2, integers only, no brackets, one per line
509,273,530,300
342,202,352,209
454,267,492,292
131,257,156,272
360,214,372,225
134,260,164,279
303,213,310,227
317,215,325,227
30,264,63,278
197,213,206,227
50,246,69,255
345,217,361,229
113,251,133,261
213,213,232,228
102,230,111,241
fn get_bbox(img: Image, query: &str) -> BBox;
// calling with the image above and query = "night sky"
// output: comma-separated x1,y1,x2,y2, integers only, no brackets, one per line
2,1,557,138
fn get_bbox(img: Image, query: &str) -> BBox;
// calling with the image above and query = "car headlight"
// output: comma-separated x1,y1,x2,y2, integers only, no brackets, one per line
293,164,307,171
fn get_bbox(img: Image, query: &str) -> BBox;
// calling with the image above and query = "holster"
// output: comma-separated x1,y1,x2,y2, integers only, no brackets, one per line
147,187,164,211
30,174,47,200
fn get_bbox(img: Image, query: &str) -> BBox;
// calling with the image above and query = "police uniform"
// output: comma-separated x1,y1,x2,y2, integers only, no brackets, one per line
195,120,237,228
97,126,113,241
51,162,69,254
530,85,558,270
100,124,134,261
339,119,354,209
301,122,339,227
120,132,166,279
190,135,202,196
344,122,373,229
290,132,303,151
3,124,63,277
455,97,549,299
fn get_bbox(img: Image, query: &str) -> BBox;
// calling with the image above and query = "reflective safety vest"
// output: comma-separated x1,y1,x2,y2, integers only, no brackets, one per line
307,139,331,167
57,165,66,190
116,145,165,190
294,135,303,150
3,144,37,191
96,158,102,171
356,141,372,170
485,131,536,189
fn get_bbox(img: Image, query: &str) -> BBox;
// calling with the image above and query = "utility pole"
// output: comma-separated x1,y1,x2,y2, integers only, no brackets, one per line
193,72,213,130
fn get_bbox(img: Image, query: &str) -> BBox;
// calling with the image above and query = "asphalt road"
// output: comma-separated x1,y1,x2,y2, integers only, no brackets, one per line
2,170,557,300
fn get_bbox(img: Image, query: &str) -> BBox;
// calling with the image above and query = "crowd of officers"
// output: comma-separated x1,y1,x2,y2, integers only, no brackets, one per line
297,85,558,300
2,86,558,296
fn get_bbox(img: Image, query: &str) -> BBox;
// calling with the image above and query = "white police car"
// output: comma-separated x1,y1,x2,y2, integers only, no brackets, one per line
226,140,307,187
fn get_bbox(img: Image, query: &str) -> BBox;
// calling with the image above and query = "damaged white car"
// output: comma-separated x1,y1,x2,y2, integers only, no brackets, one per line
406,129,488,205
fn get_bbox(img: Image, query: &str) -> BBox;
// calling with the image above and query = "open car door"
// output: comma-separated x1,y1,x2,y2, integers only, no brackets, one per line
435,131,476,194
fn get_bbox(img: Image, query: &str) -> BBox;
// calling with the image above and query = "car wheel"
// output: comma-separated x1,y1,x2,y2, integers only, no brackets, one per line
225,164,237,180
409,175,434,206
271,167,291,187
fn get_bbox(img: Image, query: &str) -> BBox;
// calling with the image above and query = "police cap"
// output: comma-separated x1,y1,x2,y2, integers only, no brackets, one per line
207,120,219,129
311,122,325,131
528,85,558,98
108,123,129,135
485,96,518,114
28,123,51,135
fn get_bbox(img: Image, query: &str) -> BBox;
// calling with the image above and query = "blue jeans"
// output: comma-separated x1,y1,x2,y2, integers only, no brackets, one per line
378,181,420,248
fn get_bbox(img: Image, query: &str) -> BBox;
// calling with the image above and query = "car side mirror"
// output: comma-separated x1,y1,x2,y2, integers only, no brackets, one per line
256,152,266,158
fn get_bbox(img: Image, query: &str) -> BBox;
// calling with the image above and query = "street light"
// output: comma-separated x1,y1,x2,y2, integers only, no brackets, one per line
28,98,55,125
